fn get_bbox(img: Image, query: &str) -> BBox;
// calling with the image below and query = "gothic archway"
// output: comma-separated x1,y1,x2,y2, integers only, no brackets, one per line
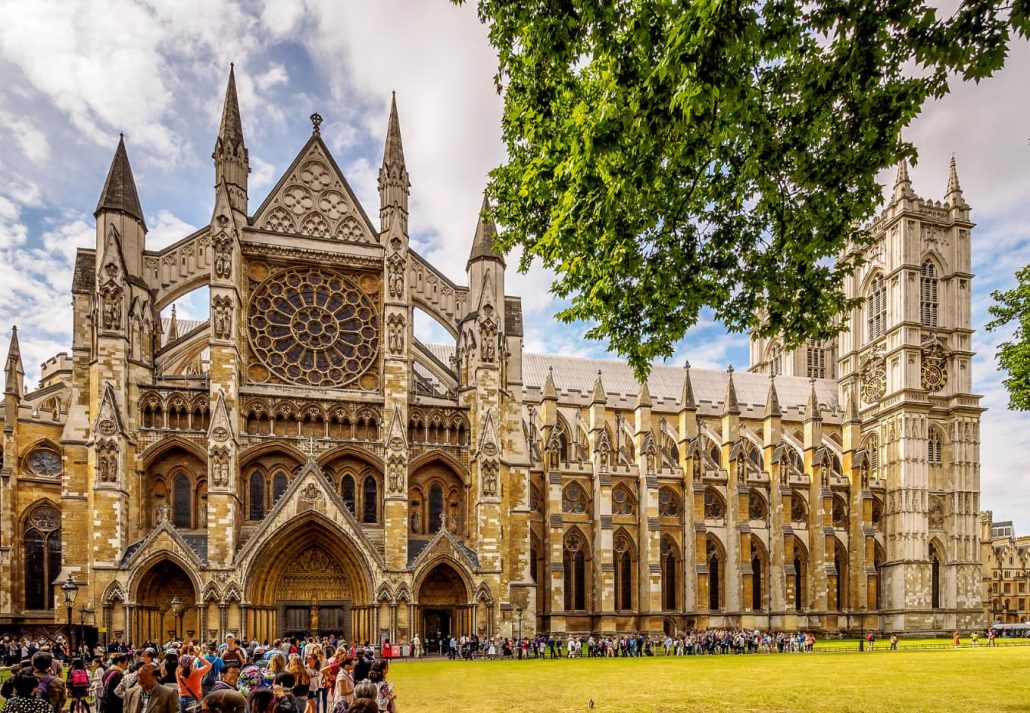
414,562,472,654
243,515,375,643
131,558,199,643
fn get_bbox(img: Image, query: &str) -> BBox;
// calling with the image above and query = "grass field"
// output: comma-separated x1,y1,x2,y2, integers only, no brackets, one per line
389,645,1030,712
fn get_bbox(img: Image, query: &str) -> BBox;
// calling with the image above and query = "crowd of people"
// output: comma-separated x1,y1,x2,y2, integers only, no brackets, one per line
0,635,397,713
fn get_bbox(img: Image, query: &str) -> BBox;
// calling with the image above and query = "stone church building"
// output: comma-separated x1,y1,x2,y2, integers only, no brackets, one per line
0,68,984,646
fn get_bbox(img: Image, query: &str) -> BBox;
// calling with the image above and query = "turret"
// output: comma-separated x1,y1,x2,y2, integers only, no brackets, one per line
892,158,915,203
95,135,146,277
633,380,652,436
540,366,557,429
213,64,249,219
762,373,781,448
803,378,822,450
677,362,698,446
721,365,739,446
4,326,23,432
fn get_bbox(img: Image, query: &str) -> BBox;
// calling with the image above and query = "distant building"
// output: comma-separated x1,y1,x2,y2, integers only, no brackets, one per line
982,512,1030,624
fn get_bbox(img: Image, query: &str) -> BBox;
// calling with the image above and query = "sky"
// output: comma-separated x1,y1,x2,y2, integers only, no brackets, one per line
0,1,1028,526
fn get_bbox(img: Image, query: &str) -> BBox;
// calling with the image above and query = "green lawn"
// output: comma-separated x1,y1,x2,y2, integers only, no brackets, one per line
389,646,1030,712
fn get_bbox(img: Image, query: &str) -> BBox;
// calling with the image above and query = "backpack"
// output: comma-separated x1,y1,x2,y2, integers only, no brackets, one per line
72,669,90,687
34,675,54,701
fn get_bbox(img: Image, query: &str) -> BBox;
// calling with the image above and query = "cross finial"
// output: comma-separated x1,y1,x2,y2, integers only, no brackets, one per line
310,113,323,136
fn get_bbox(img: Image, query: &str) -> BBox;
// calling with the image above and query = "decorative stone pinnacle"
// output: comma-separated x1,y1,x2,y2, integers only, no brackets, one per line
727,364,734,374
310,113,323,136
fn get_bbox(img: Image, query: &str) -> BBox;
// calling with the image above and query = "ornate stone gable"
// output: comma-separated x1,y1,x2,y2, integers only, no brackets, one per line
234,457,386,572
121,521,206,570
408,521,479,575
251,136,378,244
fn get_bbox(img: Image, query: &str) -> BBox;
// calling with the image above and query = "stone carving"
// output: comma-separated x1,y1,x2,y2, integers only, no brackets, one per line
213,231,233,280
921,332,949,392
387,455,406,494
387,313,405,355
100,284,123,330
387,253,405,299
861,345,887,405
212,296,233,340
95,441,119,484
300,482,321,502
479,304,497,363
210,446,231,488
29,504,60,531
482,460,498,497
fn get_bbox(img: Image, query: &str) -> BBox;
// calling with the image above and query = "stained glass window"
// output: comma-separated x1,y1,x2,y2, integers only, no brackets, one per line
172,473,191,528
24,504,61,610
362,476,378,523
249,471,265,520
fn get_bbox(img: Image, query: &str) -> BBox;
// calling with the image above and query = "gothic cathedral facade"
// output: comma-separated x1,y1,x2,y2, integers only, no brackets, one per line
0,69,983,644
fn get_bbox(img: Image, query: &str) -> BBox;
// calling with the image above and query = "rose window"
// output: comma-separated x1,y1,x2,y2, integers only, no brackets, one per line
248,268,379,387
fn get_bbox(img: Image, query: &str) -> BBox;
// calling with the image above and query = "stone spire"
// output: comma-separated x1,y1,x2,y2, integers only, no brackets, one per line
378,92,409,234
96,134,146,229
844,381,860,423
4,326,24,398
634,380,652,409
166,305,179,343
945,155,967,208
764,373,781,418
590,370,606,405
723,365,739,415
680,361,696,411
542,366,557,401
805,378,822,422
892,158,914,202
467,193,505,267
213,64,249,216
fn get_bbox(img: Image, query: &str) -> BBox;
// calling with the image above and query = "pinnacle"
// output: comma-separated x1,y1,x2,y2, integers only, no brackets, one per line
542,366,557,400
892,158,914,202
5,325,24,397
217,64,246,151
96,135,146,228
946,154,966,207
591,370,606,404
635,380,652,409
468,192,505,267
723,365,740,415
764,373,781,419
382,92,405,169
805,378,822,422
680,361,696,411
844,382,860,423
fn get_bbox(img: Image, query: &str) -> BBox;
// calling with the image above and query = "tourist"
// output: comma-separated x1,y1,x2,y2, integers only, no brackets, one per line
410,635,422,659
953,630,961,648
124,665,177,713
31,652,66,713
366,660,394,713
303,652,322,713
90,658,107,705
267,654,287,678
330,657,355,713
4,670,55,713
209,662,242,693
351,681,377,709
246,688,276,713
67,659,91,713
971,631,979,647
202,643,226,697
286,656,310,707
271,673,302,713
101,654,128,713
345,702,377,713
222,636,249,668
176,655,213,713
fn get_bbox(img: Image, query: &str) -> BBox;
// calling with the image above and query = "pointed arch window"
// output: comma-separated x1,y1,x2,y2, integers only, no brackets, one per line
428,482,444,533
751,543,764,611
172,472,191,528
707,538,721,611
563,531,587,611
794,551,805,611
834,542,848,610
614,532,634,611
930,544,942,609
867,274,887,342
248,471,265,520
769,343,783,377
612,485,635,515
340,474,355,514
561,483,588,514
661,536,678,611
362,475,378,523
928,429,943,465
921,261,939,327
272,471,288,503
23,504,61,610
658,487,680,517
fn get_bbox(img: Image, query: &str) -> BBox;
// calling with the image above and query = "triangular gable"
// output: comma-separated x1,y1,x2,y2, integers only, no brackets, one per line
251,135,378,244
98,224,128,282
234,457,386,570
121,520,204,569
385,404,407,451
409,523,479,574
93,382,126,437
208,389,235,443
478,409,499,458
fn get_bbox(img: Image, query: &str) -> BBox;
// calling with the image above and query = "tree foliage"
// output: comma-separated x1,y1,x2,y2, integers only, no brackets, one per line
988,266,1030,410
457,0,1028,378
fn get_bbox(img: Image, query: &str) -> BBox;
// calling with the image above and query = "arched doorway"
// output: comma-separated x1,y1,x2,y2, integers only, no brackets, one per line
132,558,198,643
244,517,374,644
415,562,470,654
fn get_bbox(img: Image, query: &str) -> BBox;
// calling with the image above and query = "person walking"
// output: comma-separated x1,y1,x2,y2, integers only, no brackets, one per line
176,655,213,713
67,658,92,713
124,664,178,713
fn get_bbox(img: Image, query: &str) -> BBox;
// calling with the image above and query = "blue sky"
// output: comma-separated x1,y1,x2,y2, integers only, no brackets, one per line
0,1,1028,526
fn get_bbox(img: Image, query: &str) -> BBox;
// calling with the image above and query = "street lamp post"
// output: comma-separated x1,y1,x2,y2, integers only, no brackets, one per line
170,596,182,641
60,575,79,656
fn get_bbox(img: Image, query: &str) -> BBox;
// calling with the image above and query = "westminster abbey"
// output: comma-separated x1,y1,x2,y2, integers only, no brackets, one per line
0,68,984,645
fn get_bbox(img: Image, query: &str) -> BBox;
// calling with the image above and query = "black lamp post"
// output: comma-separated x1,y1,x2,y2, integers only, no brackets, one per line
170,596,182,641
60,574,79,655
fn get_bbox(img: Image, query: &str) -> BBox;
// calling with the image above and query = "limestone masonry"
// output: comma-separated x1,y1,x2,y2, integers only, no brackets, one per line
0,68,985,644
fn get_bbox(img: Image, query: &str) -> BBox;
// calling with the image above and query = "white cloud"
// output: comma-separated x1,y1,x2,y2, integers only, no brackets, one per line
146,210,197,251
0,109,50,161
